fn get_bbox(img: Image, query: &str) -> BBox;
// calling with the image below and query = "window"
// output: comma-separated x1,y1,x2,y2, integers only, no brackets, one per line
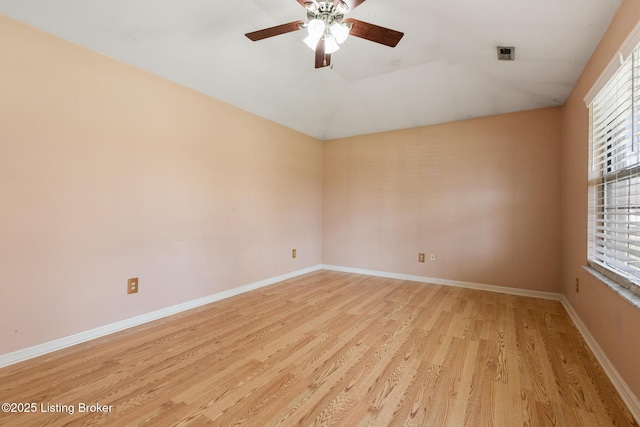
588,44,640,295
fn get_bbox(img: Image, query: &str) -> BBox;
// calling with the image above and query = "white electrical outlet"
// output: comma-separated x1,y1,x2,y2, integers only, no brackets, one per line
429,253,436,261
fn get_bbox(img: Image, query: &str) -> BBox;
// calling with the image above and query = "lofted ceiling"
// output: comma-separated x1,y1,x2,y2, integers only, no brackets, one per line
0,0,623,140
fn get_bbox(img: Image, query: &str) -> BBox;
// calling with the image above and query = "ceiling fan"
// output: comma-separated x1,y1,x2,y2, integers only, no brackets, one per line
245,0,404,69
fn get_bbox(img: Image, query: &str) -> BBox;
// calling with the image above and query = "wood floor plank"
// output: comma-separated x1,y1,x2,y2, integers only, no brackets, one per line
0,270,636,426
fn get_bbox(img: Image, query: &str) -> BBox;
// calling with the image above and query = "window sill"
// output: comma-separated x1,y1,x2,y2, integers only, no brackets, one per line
583,265,640,312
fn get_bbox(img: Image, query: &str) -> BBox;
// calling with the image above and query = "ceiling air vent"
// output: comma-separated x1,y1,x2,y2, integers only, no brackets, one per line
497,46,515,60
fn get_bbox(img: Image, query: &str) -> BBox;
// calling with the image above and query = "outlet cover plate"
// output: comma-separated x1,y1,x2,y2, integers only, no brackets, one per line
128,278,139,294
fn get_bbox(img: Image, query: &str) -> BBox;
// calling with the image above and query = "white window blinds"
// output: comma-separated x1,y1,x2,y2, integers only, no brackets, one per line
589,46,640,294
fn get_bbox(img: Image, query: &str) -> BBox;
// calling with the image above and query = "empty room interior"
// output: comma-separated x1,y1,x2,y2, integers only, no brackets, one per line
1,0,640,425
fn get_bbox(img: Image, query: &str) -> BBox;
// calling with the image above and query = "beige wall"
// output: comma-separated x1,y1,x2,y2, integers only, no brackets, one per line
0,16,322,355
323,108,563,292
3,2,639,406
562,0,640,401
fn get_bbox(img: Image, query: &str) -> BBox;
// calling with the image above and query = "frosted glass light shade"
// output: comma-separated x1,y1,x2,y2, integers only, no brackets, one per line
324,35,340,54
335,2,348,14
330,22,349,44
307,19,325,37
304,34,321,50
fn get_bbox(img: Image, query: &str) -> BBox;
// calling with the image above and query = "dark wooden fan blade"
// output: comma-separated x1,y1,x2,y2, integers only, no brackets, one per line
315,38,329,68
334,0,367,12
245,20,305,41
314,39,331,68
343,18,404,47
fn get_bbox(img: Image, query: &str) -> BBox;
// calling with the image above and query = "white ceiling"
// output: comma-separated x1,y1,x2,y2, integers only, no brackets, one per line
0,0,623,140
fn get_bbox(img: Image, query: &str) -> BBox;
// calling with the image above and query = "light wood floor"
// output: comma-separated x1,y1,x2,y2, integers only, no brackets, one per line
0,270,636,426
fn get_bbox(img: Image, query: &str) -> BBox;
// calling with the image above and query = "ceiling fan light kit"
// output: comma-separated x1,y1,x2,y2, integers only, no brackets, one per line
245,0,404,69
303,17,347,53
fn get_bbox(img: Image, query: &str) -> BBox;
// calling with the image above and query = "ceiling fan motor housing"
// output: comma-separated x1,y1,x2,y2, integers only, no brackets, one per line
306,1,347,27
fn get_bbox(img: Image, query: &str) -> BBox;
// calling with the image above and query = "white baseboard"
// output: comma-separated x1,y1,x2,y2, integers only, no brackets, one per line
560,297,640,423
322,264,639,423
0,265,322,369
3,263,638,423
321,264,562,300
